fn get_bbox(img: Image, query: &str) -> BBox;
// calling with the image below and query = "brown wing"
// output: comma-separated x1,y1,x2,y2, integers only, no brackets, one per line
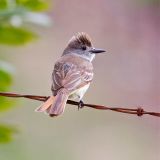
51,55,93,96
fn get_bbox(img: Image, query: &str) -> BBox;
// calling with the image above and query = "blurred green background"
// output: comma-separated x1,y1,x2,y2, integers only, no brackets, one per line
0,0,159,160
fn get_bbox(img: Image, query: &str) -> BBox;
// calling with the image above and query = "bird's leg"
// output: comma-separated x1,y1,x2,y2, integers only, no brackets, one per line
78,100,84,110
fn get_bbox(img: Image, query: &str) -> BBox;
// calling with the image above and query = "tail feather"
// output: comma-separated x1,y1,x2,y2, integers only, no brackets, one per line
35,96,55,112
49,89,69,117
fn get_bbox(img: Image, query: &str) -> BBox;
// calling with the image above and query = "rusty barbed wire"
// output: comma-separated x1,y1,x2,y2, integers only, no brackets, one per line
0,92,160,117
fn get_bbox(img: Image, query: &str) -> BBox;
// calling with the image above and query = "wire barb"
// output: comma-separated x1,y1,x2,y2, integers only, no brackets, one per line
0,92,160,117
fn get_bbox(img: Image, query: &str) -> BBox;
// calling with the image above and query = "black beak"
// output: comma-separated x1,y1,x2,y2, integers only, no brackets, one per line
89,48,106,54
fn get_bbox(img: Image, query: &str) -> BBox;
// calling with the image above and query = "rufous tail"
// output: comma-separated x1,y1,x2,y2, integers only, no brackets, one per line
35,96,55,112
48,89,69,117
35,89,69,117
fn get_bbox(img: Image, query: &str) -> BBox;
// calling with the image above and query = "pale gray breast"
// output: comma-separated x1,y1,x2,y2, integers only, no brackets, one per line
51,54,93,96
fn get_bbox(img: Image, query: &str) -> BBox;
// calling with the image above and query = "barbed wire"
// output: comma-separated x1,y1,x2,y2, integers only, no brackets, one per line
0,92,160,117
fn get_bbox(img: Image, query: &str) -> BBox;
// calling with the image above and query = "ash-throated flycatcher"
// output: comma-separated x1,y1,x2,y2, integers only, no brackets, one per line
36,32,105,117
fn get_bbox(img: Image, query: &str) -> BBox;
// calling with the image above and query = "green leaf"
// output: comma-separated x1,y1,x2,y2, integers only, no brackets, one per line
0,68,12,91
0,0,7,9
0,61,15,111
0,61,14,90
0,26,37,45
0,124,17,143
16,0,49,11
0,97,15,112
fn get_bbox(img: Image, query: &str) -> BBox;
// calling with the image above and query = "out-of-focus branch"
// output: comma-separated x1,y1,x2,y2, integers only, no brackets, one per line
0,92,160,117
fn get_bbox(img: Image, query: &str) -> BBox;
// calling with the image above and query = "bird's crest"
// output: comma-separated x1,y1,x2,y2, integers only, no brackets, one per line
68,32,92,47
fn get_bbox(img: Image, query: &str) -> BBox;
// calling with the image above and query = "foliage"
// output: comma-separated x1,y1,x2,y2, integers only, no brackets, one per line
0,0,51,143
16,0,49,11
0,0,49,11
0,60,16,144
0,0,7,9
0,61,15,112
0,0,50,45
0,124,17,143
0,26,37,45
0,61,13,91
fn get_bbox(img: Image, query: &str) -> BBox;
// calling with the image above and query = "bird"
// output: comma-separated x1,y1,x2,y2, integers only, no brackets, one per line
35,32,106,117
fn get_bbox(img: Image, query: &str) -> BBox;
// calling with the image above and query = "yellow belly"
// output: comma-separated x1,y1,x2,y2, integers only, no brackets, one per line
68,84,90,101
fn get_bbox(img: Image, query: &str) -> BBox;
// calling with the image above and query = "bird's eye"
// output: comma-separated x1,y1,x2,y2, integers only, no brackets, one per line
82,46,86,50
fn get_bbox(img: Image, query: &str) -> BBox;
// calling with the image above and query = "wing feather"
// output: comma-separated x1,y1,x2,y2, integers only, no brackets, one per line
52,56,93,95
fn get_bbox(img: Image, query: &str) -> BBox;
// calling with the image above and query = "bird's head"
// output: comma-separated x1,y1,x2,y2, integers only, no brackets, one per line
63,32,106,61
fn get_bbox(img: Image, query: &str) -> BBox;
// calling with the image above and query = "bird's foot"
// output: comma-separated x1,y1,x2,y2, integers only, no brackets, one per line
78,100,84,110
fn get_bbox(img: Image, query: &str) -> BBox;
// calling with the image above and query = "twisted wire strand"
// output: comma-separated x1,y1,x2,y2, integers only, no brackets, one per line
0,92,160,117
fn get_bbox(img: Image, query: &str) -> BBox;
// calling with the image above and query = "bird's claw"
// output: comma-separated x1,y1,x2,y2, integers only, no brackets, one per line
78,100,84,110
